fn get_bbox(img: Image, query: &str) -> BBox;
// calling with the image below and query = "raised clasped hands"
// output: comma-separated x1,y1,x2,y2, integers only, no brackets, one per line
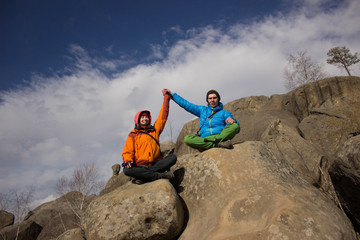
162,88,172,96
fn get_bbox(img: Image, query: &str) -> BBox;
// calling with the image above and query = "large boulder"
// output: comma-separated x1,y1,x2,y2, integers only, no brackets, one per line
336,134,360,171
101,171,131,195
261,119,326,187
0,221,42,240
174,94,300,157
0,191,95,240
160,140,176,157
174,119,201,156
0,210,14,229
51,227,85,240
83,179,184,240
170,76,360,238
284,77,360,157
27,191,95,240
226,95,300,144
175,76,360,160
330,135,360,232
172,143,356,239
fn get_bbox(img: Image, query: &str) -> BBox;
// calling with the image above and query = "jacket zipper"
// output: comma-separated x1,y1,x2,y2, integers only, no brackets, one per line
209,109,213,135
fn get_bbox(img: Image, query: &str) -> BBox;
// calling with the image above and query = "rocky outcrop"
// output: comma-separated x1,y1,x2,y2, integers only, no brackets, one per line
172,76,360,238
51,228,85,240
0,221,42,240
26,191,95,240
330,135,360,232
261,119,325,186
0,210,14,229
2,76,359,239
176,76,360,158
100,171,131,195
160,141,176,157
172,143,356,239
0,191,94,240
83,179,184,240
336,134,360,171
283,77,360,158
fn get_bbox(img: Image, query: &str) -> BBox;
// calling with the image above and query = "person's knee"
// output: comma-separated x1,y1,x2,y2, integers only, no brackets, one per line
227,123,240,134
123,168,130,176
165,154,177,166
227,122,238,129
172,154,177,164
184,135,192,145
220,123,240,141
233,123,240,132
169,153,177,162
123,167,135,177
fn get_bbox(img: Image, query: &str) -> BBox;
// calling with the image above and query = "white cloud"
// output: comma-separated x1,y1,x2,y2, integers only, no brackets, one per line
149,44,164,59
1,0,359,207
30,194,57,209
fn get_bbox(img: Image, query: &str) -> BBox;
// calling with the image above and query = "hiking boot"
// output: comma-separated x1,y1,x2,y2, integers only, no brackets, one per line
132,179,145,185
157,171,174,179
215,140,233,149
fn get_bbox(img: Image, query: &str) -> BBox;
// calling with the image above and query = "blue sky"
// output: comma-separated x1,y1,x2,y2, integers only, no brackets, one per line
0,0,287,91
1,0,360,209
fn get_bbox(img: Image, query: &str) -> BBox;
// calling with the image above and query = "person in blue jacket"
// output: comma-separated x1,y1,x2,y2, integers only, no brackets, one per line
163,89,240,150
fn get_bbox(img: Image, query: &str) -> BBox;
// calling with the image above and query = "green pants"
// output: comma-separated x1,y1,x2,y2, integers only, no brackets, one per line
184,123,240,150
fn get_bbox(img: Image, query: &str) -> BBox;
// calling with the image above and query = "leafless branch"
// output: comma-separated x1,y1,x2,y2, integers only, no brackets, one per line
284,50,327,90
55,162,105,228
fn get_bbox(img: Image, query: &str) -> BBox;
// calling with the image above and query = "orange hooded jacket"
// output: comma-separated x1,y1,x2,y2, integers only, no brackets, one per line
122,94,170,167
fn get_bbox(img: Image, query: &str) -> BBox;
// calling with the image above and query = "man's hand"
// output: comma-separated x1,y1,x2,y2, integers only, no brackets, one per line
162,89,172,96
123,161,132,169
226,117,236,124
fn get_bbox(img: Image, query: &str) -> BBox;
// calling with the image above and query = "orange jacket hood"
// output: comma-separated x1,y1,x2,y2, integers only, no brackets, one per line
134,110,152,126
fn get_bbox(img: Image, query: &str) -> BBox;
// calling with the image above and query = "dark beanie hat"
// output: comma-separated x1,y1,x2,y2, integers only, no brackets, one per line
206,90,221,102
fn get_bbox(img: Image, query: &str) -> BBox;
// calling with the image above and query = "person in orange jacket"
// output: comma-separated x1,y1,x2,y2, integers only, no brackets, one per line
122,89,177,184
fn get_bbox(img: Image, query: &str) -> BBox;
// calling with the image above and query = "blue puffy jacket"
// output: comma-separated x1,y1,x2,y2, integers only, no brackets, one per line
172,93,239,138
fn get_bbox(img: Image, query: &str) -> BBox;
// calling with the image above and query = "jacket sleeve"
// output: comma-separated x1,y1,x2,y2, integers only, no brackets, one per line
224,110,241,133
172,93,203,117
154,94,171,135
122,133,135,165
223,110,234,123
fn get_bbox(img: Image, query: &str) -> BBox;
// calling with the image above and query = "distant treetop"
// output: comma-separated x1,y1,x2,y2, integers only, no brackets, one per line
327,46,360,76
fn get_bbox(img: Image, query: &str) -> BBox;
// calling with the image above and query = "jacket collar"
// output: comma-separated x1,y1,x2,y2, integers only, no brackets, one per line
208,102,223,111
132,125,155,132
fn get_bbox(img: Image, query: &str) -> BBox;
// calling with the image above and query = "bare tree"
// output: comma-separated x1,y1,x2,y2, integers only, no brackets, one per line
0,188,34,223
284,51,327,90
56,162,105,227
10,188,35,223
0,192,11,211
1,187,35,240
327,46,360,76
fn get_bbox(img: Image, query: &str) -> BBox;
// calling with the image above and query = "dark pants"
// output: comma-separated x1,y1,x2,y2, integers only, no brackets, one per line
123,154,177,182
